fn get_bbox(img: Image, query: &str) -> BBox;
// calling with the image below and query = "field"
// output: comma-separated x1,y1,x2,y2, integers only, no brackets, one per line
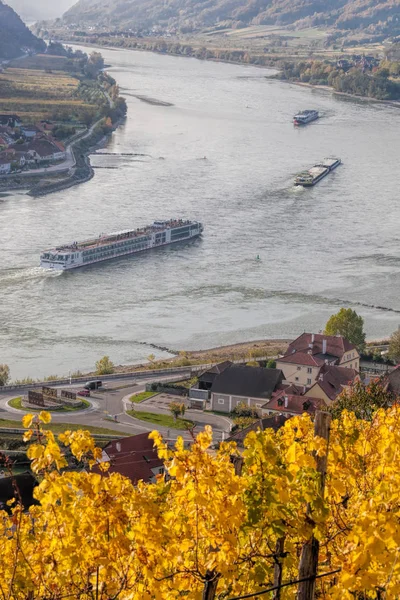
8,54,78,71
0,66,98,124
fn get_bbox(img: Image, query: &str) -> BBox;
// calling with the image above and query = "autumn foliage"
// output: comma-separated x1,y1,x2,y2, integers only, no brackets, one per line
2,406,400,599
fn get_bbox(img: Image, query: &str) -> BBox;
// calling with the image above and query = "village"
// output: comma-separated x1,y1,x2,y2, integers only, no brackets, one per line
0,113,69,175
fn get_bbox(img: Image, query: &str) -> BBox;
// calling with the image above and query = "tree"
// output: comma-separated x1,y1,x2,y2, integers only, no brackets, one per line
147,353,155,363
266,359,276,369
95,355,114,375
0,363,10,386
324,307,366,350
329,379,393,420
388,328,400,363
169,401,185,421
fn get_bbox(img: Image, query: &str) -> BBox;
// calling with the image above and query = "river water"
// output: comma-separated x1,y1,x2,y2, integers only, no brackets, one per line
1,46,400,378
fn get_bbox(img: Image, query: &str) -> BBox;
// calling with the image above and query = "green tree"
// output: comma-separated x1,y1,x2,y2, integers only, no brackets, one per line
95,355,114,375
388,329,400,363
266,359,276,369
169,401,185,421
324,307,366,350
329,379,393,420
0,363,10,386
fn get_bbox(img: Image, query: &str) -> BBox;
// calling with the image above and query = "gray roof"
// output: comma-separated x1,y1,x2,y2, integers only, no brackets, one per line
211,365,284,399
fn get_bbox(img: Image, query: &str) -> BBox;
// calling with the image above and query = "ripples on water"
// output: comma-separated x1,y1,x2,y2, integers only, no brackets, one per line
1,47,400,377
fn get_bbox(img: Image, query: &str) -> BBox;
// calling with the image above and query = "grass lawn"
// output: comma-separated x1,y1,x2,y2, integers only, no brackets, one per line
127,410,194,430
0,418,127,436
130,391,157,403
8,397,90,412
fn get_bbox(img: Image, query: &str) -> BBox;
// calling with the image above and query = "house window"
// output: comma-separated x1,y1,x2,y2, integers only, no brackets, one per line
307,378,312,385
218,398,225,405
297,366,301,370
295,377,299,382
307,367,312,374
350,364,352,369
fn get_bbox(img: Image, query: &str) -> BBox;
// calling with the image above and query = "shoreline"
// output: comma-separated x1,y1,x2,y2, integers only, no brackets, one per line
63,38,400,108
0,117,125,198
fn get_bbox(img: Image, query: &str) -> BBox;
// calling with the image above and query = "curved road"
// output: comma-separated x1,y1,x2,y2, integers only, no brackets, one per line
0,374,232,442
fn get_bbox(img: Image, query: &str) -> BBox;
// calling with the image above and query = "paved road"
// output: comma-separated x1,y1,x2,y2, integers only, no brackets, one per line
0,373,232,443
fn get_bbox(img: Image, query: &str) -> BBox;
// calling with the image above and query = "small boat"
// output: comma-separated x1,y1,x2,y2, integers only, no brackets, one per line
293,110,319,126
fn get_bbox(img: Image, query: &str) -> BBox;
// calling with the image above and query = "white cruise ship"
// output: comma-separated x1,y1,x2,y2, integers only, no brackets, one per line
40,219,203,270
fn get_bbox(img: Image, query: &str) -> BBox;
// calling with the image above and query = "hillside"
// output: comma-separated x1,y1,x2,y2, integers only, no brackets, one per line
0,1,46,59
62,0,400,37
6,0,76,21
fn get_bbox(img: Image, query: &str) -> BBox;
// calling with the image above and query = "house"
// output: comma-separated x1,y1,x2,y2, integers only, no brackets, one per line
210,365,284,414
276,333,359,386
21,126,41,139
226,414,288,447
198,361,232,391
0,157,11,174
189,360,233,408
0,114,21,128
383,365,400,397
94,433,164,485
263,392,326,417
0,472,38,513
10,138,66,164
306,364,359,404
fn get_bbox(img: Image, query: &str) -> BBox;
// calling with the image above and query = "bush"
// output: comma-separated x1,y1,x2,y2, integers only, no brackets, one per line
95,356,114,375
0,364,10,386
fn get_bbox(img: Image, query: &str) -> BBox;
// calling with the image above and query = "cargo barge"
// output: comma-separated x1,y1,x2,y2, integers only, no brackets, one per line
293,110,319,125
40,219,203,270
294,158,341,187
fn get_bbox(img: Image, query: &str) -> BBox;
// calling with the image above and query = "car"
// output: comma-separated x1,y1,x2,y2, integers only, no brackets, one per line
77,389,90,397
84,380,102,390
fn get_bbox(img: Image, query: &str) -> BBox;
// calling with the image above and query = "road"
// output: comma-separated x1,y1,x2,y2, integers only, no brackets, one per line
0,373,232,443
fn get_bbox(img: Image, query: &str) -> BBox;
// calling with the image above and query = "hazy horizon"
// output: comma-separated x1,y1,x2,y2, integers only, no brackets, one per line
6,0,76,21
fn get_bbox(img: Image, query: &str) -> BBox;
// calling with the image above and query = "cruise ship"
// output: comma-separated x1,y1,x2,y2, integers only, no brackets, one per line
293,110,319,125
294,158,341,187
40,219,203,270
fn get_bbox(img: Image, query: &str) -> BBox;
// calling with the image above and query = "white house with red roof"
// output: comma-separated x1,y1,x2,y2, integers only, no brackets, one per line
276,333,359,387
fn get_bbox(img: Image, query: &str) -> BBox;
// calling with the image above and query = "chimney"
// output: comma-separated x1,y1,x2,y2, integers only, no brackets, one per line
284,396,289,408
322,339,327,354
311,333,315,343
116,442,121,453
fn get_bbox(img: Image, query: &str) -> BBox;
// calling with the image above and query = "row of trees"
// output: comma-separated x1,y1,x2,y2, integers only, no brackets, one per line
3,403,400,598
278,59,400,100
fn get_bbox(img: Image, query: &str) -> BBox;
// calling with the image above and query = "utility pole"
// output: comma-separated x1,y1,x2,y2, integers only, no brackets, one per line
296,411,331,600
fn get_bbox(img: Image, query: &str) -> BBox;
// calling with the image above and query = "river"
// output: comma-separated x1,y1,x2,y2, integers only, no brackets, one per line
1,46,400,378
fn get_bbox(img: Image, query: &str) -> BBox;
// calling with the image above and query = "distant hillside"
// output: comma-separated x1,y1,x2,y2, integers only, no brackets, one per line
0,1,46,59
6,0,76,22
62,0,400,36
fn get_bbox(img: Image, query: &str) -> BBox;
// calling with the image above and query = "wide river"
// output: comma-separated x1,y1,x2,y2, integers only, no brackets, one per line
1,46,400,378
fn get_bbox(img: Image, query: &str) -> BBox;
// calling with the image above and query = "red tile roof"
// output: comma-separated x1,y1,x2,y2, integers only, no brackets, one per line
309,365,359,401
94,433,164,485
278,351,325,367
286,333,357,359
265,392,325,415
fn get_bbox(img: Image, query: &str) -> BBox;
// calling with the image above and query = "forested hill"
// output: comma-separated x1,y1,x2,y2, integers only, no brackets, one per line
62,0,400,35
0,1,46,59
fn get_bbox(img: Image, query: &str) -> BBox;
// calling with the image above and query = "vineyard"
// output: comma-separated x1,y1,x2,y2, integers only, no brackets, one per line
1,402,400,599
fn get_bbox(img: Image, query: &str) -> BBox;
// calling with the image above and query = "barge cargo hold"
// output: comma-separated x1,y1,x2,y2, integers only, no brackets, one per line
40,219,203,270
295,157,341,187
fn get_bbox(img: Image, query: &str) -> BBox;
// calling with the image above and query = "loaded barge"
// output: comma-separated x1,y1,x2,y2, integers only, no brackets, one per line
40,219,203,270
295,158,341,187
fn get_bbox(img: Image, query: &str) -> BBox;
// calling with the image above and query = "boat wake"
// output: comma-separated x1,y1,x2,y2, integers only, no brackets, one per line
0,267,62,288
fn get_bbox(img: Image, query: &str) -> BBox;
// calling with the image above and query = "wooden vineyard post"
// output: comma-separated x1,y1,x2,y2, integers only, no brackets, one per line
202,571,220,600
273,536,286,600
296,411,331,600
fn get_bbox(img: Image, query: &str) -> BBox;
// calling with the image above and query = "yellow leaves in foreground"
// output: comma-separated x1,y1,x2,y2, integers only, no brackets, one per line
3,408,400,598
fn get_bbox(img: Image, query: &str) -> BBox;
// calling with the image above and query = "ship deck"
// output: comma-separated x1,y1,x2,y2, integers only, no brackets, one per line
44,220,195,254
